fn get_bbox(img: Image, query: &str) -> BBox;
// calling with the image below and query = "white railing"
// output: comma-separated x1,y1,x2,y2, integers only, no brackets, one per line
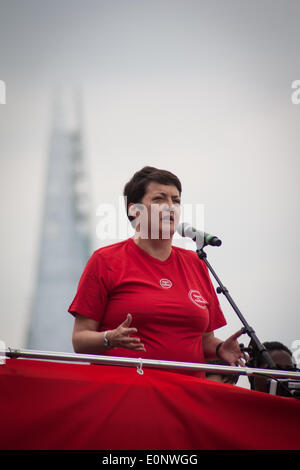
2,346,300,380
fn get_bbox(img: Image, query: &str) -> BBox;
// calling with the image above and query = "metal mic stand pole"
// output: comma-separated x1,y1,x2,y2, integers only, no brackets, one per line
196,246,277,369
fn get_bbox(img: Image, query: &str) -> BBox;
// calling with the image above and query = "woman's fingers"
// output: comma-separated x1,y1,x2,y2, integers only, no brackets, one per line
228,358,244,367
123,327,138,335
119,315,138,335
228,329,244,342
241,351,250,362
132,344,146,351
124,337,146,351
122,336,141,343
126,340,146,351
121,313,132,327
115,313,146,351
222,330,249,366
113,335,146,351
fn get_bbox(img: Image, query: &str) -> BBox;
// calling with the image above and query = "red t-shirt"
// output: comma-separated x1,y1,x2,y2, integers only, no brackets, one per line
68,237,226,377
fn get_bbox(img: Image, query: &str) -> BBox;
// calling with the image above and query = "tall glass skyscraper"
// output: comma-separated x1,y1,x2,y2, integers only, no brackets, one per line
27,90,92,352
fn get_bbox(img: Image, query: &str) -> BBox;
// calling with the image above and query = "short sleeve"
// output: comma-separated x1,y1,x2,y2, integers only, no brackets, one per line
202,263,227,333
68,251,109,323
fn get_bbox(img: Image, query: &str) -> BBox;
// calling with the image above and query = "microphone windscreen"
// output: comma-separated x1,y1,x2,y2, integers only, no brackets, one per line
176,222,193,237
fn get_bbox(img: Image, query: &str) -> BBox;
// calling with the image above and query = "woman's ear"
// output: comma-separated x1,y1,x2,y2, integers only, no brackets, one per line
128,203,144,227
128,203,136,222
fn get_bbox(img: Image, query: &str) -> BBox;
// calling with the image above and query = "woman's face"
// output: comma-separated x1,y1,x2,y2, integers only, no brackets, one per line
130,181,181,240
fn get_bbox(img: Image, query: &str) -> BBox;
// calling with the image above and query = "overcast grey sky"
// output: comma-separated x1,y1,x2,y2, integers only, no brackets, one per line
0,1,300,375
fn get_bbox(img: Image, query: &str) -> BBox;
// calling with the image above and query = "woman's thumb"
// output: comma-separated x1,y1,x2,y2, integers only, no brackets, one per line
123,313,132,326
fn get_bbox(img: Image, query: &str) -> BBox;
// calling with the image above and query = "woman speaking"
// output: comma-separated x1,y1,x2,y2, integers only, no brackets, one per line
68,166,246,377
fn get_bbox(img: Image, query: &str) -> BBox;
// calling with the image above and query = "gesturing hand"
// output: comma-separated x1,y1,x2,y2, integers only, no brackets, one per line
218,329,249,366
107,314,146,352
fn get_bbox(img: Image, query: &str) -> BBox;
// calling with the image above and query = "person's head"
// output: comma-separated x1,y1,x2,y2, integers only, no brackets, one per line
205,359,240,385
123,166,182,240
248,341,296,392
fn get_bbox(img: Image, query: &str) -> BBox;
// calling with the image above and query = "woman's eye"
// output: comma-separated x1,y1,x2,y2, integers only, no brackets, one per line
153,197,180,204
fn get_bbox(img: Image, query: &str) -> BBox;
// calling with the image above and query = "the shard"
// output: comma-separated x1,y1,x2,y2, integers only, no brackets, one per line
26,89,92,352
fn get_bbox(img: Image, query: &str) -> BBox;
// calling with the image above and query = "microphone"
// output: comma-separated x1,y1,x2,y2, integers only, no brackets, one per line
176,222,222,248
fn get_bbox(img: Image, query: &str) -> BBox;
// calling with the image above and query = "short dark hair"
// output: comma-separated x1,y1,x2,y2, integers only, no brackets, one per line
205,358,240,384
255,341,293,368
247,341,295,390
123,166,182,221
247,340,294,370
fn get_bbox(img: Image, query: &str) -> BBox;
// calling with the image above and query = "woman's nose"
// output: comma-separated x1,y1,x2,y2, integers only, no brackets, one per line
162,202,174,211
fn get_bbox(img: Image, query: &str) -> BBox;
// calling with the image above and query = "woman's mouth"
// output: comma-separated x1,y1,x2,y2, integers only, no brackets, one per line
162,215,174,221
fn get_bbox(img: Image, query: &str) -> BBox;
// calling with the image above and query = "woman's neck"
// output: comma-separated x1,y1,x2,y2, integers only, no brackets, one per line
133,234,173,261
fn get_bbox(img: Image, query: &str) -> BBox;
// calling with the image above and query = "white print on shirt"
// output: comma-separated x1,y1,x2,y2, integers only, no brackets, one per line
160,279,173,289
188,290,208,309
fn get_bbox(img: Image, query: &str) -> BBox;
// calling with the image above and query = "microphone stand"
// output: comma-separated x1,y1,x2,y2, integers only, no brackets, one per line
196,245,277,369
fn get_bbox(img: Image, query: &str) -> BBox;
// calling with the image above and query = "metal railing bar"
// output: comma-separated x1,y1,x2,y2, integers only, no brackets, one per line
2,347,300,379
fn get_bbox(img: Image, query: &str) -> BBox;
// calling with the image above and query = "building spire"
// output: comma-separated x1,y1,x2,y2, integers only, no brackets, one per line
27,88,92,352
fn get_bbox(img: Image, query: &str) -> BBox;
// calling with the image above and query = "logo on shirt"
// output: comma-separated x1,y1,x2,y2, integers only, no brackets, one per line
160,278,172,289
188,290,208,309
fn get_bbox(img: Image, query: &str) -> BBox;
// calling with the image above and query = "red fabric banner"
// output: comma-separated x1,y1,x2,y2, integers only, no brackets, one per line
0,358,299,450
